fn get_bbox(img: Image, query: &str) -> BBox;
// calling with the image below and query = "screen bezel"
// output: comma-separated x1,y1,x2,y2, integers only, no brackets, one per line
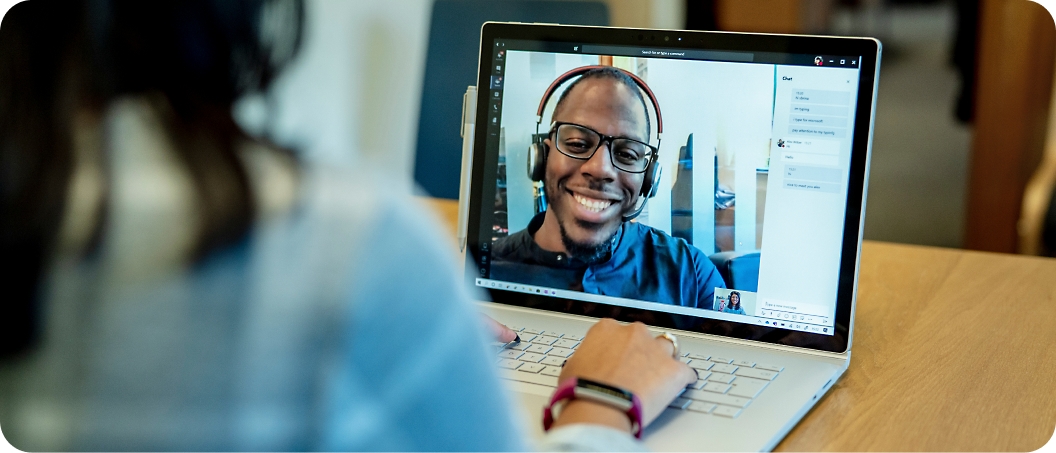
465,22,879,354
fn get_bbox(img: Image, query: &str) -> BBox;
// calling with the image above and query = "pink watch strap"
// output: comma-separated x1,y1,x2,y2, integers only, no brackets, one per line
543,377,644,439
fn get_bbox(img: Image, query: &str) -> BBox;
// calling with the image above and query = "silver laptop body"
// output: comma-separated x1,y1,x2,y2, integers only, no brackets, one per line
457,23,880,452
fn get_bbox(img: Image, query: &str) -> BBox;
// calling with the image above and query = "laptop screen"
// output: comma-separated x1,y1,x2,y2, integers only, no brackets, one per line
466,24,879,352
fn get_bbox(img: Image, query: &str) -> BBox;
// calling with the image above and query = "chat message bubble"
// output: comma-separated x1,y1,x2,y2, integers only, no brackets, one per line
783,179,841,193
774,138,839,156
789,125,846,138
784,165,844,183
790,115,848,128
790,103,848,117
791,89,850,105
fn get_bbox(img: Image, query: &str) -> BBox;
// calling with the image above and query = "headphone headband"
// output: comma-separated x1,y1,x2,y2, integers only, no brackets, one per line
534,65,663,137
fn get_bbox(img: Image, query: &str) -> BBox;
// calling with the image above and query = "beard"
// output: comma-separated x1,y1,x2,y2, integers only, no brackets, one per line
558,219,616,264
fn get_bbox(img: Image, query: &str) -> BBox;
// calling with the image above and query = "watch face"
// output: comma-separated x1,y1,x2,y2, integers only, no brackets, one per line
577,378,633,401
574,378,636,412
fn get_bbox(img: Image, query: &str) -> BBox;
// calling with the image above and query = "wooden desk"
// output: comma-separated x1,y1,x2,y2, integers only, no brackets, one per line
419,197,1056,451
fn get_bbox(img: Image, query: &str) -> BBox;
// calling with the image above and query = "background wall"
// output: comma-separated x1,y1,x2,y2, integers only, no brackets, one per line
236,0,432,190
234,0,684,196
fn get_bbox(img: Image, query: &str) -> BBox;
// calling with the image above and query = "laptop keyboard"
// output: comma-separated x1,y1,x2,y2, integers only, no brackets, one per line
493,326,784,419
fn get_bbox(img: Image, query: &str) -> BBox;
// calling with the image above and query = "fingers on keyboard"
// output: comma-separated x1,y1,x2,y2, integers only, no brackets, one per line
497,327,782,420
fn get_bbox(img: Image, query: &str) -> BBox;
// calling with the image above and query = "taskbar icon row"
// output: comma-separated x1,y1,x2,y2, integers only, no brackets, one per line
476,278,560,296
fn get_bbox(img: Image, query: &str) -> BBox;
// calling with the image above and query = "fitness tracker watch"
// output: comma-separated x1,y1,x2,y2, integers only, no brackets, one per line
542,377,644,438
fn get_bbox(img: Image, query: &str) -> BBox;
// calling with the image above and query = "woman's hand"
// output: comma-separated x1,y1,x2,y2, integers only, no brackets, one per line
550,319,696,433
481,314,519,343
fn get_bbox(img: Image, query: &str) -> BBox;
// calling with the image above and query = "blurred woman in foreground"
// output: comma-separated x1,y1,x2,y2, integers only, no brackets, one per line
0,0,693,450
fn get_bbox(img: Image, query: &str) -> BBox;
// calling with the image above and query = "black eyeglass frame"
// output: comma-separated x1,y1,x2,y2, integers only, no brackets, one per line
547,121,658,174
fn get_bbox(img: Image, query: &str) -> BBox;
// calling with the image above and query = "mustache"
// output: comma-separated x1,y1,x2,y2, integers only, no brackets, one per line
565,179,626,201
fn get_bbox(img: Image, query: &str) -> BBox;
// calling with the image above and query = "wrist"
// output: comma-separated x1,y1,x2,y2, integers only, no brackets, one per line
550,398,634,433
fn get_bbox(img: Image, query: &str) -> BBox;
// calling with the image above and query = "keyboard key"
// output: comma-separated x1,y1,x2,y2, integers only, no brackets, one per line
498,350,524,360
728,377,769,399
540,366,563,377
707,373,735,384
686,379,707,390
519,363,546,373
668,397,692,409
679,357,693,364
687,353,711,361
565,334,584,341
531,336,558,346
686,402,716,413
710,357,734,364
756,364,785,372
519,334,538,343
712,405,742,418
733,359,756,367
507,325,524,332
692,371,712,382
540,356,566,367
689,362,714,372
500,369,558,387
701,382,731,394
525,344,552,354
735,368,778,381
522,328,544,335
497,359,522,370
554,339,580,349
548,347,574,358
711,363,739,374
519,352,545,363
510,342,531,351
683,390,751,408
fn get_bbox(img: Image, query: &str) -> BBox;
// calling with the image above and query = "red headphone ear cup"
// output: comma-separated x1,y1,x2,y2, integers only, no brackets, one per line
527,134,548,181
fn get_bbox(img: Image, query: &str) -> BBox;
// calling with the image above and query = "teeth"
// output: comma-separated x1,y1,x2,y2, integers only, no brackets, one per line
573,194,614,213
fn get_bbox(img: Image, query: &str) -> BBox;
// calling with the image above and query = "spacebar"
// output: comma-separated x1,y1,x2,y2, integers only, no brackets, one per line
500,369,560,387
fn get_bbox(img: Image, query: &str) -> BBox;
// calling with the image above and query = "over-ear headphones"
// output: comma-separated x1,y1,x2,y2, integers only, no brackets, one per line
527,65,664,221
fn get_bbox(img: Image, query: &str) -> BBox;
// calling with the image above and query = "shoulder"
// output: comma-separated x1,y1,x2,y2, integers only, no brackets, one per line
492,228,532,259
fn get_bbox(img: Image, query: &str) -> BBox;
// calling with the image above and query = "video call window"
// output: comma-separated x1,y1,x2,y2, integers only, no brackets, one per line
476,43,861,335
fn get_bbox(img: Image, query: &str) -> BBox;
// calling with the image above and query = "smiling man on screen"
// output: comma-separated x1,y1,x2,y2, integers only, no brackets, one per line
491,66,726,309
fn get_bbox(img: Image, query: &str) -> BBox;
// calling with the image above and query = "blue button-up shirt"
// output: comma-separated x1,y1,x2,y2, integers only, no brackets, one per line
492,213,726,309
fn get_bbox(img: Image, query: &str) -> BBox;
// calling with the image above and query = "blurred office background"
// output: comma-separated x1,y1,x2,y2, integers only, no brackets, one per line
234,0,1056,256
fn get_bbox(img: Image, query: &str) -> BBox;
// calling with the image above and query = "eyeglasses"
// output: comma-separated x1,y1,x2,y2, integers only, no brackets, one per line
549,122,657,173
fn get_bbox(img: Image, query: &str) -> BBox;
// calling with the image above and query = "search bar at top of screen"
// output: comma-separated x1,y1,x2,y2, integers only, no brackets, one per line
579,45,753,62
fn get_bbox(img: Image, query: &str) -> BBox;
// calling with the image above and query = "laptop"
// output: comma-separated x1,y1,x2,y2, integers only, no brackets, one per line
456,22,880,451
